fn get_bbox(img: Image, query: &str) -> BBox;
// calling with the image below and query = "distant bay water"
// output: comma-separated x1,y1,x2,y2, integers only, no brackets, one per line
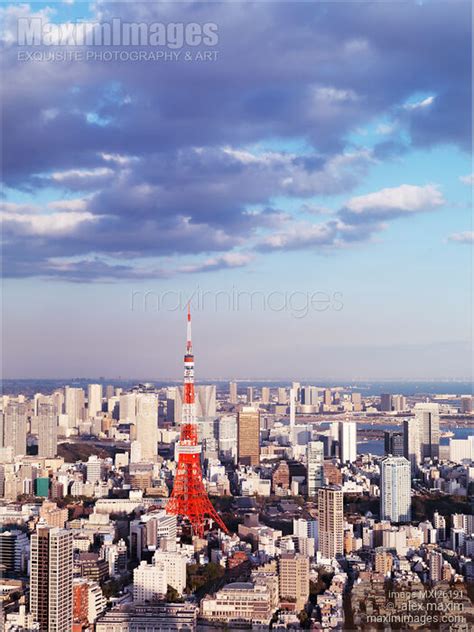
356,425,473,456
2,378,473,397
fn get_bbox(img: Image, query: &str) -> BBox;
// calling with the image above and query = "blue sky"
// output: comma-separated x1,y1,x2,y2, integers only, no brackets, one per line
1,1,472,380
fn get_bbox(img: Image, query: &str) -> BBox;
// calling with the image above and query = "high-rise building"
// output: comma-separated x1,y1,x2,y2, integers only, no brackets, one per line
133,560,165,602
351,392,362,412
277,387,287,404
384,430,404,457
460,395,473,414
374,548,393,575
433,511,446,542
38,402,58,458
323,389,332,406
196,385,216,418
279,553,309,611
0,530,29,574
289,388,296,428
293,518,318,556
229,381,238,405
30,525,73,632
87,384,103,418
403,418,421,472
307,441,324,497
136,394,158,461
318,486,344,559
429,550,443,583
246,387,254,404
380,456,411,523
392,394,407,412
3,401,27,457
65,387,85,428
237,407,260,466
218,415,237,461
86,455,103,484
415,403,440,460
338,421,357,463
380,393,392,412
119,393,137,423
261,387,270,404
449,436,474,462
301,386,318,406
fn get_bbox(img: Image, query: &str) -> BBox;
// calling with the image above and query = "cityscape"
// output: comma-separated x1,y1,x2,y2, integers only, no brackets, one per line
0,310,473,631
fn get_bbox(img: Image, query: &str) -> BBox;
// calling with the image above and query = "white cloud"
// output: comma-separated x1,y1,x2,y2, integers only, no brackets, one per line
51,167,113,182
259,220,338,251
283,150,374,196
1,211,102,236
459,173,474,185
312,86,360,103
345,184,444,216
178,252,254,273
376,123,396,135
47,198,90,212
404,95,436,110
448,231,474,244
101,153,137,165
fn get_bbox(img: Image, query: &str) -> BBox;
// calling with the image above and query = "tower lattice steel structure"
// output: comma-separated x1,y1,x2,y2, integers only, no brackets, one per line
166,306,228,537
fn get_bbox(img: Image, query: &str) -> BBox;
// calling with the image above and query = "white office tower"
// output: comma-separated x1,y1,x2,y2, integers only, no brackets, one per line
30,525,73,632
136,394,158,461
86,455,102,484
3,401,27,456
403,417,421,472
153,547,187,594
415,403,440,460
133,548,186,601
133,560,167,601
318,486,344,559
449,436,474,462
218,415,237,461
130,440,142,464
87,580,107,623
38,402,58,458
261,387,270,404
307,441,324,497
229,381,238,404
247,386,254,404
119,393,137,423
167,386,216,422
278,387,287,404
201,418,219,460
87,384,103,418
290,424,310,460
166,387,180,423
65,387,85,428
380,456,411,523
339,421,357,463
293,518,318,556
196,385,217,418
289,388,296,428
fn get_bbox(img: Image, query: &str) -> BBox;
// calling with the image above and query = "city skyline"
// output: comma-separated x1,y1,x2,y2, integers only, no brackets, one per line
1,1,472,381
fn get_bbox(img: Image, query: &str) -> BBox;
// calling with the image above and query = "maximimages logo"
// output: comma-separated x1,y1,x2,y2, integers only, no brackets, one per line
17,18,219,49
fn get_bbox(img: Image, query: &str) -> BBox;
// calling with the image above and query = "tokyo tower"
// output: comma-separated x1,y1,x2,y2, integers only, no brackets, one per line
166,305,228,538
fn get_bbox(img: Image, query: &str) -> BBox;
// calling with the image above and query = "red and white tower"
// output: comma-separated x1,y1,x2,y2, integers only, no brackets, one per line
166,305,228,538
